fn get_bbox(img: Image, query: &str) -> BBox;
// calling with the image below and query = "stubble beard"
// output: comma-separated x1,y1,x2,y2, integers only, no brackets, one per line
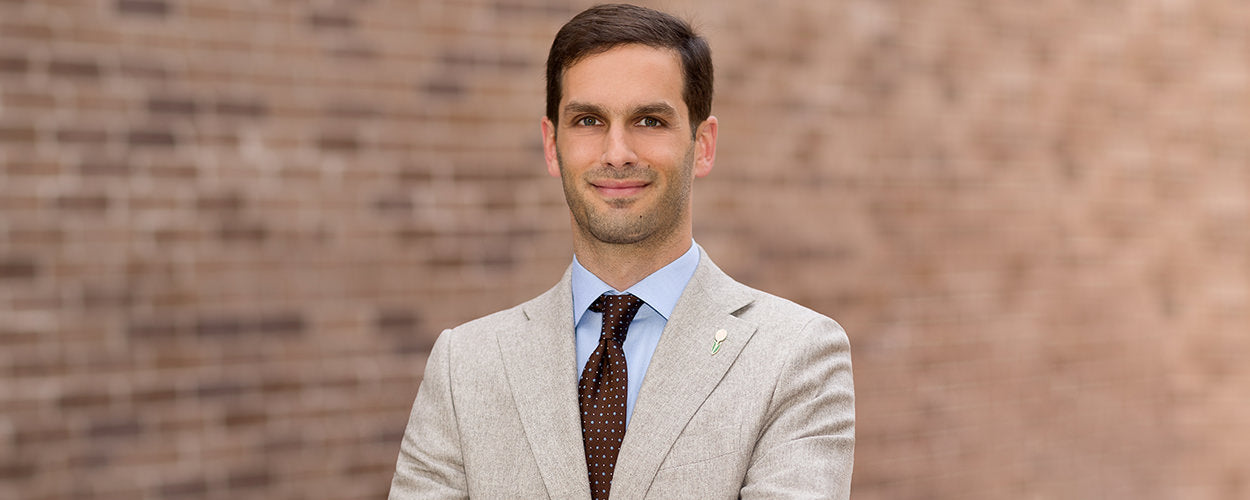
558,146,695,247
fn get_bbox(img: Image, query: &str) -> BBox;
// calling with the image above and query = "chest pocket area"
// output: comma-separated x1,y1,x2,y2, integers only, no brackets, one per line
659,424,740,470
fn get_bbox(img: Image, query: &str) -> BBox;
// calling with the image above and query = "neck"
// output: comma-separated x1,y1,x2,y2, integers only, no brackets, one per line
571,221,693,291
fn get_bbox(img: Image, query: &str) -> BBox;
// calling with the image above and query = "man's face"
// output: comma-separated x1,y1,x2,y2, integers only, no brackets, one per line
542,44,716,248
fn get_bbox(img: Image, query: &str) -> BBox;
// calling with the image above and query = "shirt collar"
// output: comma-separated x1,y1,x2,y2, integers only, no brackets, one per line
571,240,701,325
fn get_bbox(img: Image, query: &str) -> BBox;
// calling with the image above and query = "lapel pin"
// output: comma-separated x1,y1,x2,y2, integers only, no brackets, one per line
711,329,728,355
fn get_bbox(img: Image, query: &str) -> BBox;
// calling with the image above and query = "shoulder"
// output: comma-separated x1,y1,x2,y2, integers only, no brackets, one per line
737,286,842,334
732,285,849,369
692,251,846,345
440,304,523,339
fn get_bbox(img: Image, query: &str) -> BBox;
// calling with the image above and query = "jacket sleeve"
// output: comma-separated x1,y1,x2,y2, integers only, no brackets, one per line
389,329,470,500
739,316,856,499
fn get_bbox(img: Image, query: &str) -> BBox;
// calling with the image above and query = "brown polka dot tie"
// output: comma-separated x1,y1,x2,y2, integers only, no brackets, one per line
580,293,644,500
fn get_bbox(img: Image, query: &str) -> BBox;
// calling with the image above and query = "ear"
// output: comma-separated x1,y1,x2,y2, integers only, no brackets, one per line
693,115,717,178
541,116,560,177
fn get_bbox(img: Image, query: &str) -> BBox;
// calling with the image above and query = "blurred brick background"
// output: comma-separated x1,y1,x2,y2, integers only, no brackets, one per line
1,0,1247,499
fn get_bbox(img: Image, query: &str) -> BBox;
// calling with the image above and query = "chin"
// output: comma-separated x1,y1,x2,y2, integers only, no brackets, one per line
583,219,652,246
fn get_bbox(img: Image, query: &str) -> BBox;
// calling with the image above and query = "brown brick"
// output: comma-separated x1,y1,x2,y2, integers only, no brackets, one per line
0,257,37,280
325,102,378,119
422,79,467,97
343,457,390,476
81,285,133,308
116,0,169,17
119,58,168,81
150,347,204,370
88,417,143,439
329,42,379,60
195,130,237,147
149,162,199,179
0,54,28,73
373,427,404,445
0,459,36,479
196,380,245,399
215,98,266,118
374,193,414,214
223,407,267,428
67,449,111,469
8,226,62,245
308,12,355,29
317,133,358,152
12,420,70,447
439,50,531,70
398,165,432,184
57,193,110,212
262,434,306,454
195,191,244,212
78,159,131,177
493,1,576,16
127,319,181,339
375,309,419,334
158,477,207,498
0,124,36,143
59,388,112,409
256,313,306,336
127,128,177,148
147,96,197,115
129,192,180,212
228,467,271,490
131,386,178,405
219,221,268,243
151,227,200,245
261,376,303,395
57,127,110,144
195,317,244,337
1,21,53,41
3,89,55,110
4,160,60,177
49,58,101,78
319,373,358,391
10,290,61,312
10,352,64,377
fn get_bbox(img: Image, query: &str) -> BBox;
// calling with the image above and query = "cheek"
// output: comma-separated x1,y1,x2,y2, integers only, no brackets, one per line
634,137,692,168
558,136,600,165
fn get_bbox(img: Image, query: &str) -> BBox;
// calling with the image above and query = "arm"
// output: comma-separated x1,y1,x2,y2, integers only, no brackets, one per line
389,330,469,500
740,316,856,499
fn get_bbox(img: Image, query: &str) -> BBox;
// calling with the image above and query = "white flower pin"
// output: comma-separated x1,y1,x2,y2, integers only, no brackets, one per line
711,329,728,355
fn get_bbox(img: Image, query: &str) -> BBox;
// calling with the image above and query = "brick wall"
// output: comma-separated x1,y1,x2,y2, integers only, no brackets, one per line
1,1,1247,499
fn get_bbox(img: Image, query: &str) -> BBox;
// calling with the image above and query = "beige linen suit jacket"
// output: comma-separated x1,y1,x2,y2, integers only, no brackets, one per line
389,250,854,499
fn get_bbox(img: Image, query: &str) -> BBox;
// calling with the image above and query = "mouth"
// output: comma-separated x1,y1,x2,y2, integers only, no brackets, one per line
590,179,649,198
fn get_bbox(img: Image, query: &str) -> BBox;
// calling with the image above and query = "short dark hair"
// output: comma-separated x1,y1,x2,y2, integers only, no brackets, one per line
545,4,713,132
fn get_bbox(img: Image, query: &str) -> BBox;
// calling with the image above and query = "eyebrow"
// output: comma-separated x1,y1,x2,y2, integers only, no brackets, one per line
562,101,606,118
562,101,680,120
633,102,678,119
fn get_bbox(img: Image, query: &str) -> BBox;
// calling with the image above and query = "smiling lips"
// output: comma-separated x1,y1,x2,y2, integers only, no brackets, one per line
591,179,649,198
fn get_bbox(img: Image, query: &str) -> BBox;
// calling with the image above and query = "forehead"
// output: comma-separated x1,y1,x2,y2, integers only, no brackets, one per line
560,44,686,115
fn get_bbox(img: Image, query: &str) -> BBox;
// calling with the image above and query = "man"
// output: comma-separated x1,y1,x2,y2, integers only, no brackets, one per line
390,4,854,499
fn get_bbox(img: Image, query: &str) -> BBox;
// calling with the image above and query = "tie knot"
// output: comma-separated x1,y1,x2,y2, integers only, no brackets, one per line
589,293,645,343
589,292,645,314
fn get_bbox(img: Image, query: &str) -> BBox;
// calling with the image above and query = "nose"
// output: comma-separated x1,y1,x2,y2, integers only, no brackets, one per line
600,124,638,168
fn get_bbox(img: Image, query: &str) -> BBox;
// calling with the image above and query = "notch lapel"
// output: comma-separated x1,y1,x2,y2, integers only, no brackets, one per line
609,254,757,499
499,269,591,500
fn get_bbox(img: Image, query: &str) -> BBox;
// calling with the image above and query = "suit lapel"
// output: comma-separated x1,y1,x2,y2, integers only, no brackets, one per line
610,252,757,499
499,268,591,500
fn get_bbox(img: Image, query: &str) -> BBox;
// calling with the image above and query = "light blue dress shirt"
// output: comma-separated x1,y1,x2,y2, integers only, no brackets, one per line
571,241,701,428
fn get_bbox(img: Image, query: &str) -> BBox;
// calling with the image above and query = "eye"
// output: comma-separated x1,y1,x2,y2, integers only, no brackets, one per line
575,116,601,127
637,117,663,128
